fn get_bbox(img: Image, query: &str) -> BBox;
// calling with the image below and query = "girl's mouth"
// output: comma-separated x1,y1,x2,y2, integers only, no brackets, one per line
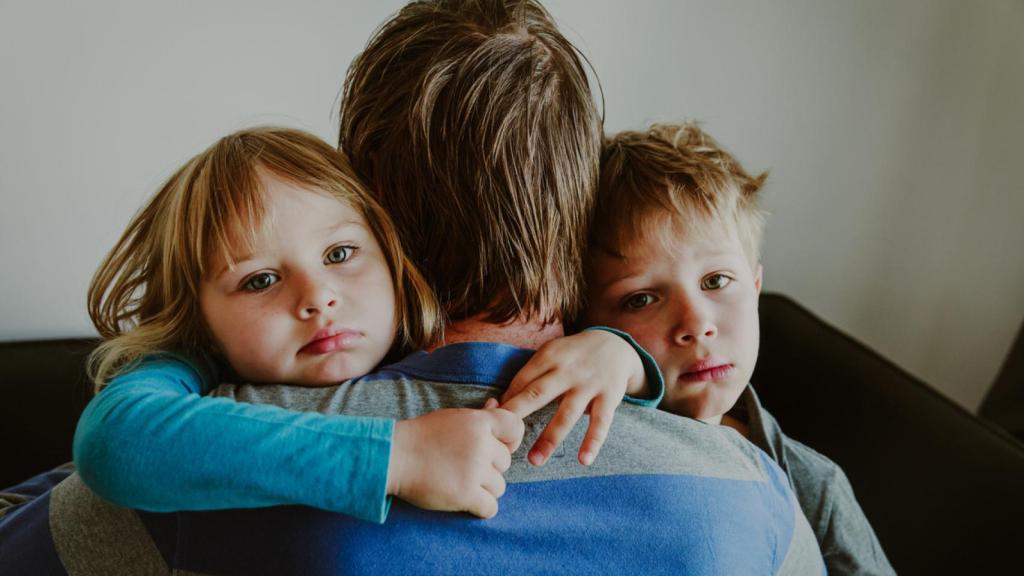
300,328,361,354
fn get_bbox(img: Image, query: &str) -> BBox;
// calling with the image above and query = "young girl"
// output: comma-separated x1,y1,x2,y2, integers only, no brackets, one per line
75,127,659,523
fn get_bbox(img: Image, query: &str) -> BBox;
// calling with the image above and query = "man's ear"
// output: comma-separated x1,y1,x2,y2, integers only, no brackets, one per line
753,263,763,295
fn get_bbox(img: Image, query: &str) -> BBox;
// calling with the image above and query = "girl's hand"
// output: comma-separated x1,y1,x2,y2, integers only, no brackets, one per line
499,330,648,467
388,406,524,519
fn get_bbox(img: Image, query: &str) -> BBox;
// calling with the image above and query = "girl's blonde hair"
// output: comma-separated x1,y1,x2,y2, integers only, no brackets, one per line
88,127,441,389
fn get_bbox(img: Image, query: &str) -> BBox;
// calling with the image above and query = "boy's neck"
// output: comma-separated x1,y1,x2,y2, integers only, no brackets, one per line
718,413,750,438
432,312,564,351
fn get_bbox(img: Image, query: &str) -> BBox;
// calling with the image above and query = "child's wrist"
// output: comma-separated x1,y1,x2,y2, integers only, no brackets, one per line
625,360,648,396
386,420,409,497
584,326,665,406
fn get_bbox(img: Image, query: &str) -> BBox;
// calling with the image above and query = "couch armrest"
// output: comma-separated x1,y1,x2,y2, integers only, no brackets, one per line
752,293,1024,574
0,338,97,489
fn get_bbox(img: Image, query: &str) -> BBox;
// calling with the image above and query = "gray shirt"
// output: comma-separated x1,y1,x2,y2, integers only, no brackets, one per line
735,385,895,575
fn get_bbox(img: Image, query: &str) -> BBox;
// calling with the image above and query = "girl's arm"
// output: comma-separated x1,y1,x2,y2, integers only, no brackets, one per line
74,354,521,522
499,327,664,466
74,355,392,521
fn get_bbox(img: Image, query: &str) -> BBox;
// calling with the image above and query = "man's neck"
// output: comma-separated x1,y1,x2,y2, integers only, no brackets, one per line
432,312,564,351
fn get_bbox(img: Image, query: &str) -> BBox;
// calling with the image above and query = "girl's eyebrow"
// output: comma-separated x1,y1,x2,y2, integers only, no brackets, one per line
213,256,253,281
213,219,368,279
320,218,365,235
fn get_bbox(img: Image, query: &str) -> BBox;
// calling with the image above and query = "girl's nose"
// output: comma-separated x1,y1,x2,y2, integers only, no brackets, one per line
296,276,338,319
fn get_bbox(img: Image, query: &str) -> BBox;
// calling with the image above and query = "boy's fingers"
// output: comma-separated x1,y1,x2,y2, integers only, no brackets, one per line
501,361,552,404
500,373,564,418
579,395,615,466
488,408,525,453
483,397,499,409
529,396,587,466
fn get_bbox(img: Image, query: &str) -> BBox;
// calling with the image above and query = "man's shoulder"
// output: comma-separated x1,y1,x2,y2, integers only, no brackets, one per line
218,342,797,490
210,343,825,574
0,470,171,576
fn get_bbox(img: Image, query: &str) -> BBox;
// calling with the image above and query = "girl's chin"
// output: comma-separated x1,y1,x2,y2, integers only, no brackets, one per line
286,355,377,386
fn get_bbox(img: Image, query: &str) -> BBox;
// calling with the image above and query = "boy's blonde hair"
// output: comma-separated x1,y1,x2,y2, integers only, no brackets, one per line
596,122,768,265
340,0,601,324
88,127,440,388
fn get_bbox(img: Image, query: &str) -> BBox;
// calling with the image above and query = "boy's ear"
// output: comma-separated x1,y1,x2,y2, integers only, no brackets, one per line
754,263,763,295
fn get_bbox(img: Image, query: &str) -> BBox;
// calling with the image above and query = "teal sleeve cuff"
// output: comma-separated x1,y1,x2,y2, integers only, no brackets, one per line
584,326,665,407
345,417,393,524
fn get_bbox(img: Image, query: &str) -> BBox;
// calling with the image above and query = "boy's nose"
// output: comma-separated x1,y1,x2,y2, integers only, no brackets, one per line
672,304,716,345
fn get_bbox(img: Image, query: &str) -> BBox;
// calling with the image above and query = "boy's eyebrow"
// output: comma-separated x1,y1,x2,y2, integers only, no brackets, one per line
590,245,642,291
703,248,753,265
596,267,646,292
594,259,646,292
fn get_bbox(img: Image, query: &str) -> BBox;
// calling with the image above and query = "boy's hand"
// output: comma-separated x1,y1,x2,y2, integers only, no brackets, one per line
388,406,524,519
499,330,646,467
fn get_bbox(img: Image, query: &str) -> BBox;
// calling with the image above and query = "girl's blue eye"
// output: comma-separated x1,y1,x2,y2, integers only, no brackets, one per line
624,293,655,310
325,245,354,264
242,272,279,292
701,274,732,290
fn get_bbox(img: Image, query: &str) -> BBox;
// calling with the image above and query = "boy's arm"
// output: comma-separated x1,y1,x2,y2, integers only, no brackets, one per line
805,462,896,575
499,328,664,466
771,425,895,575
74,355,523,522
753,401,893,573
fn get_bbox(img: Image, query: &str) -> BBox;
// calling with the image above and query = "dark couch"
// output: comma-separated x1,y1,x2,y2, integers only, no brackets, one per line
3,293,1022,574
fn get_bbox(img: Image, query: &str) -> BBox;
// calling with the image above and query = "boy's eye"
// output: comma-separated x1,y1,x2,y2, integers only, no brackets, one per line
624,293,655,310
701,274,732,290
242,272,279,292
325,245,355,264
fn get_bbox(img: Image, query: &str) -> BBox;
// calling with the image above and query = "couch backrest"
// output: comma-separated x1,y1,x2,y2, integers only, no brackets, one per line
979,318,1024,440
753,293,1024,574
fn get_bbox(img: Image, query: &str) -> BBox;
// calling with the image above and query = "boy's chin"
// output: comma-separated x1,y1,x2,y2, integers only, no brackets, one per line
662,382,745,421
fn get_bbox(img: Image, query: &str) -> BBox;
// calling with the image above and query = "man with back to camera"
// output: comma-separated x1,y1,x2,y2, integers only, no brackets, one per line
0,2,824,574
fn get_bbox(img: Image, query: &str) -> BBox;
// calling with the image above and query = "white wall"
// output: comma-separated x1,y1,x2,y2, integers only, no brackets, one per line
2,1,1021,412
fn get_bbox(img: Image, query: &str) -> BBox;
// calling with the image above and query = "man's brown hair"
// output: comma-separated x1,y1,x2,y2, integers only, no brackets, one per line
596,122,768,265
340,0,601,324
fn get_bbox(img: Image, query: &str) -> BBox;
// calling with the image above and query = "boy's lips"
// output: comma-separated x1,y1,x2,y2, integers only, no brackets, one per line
300,327,361,355
678,360,733,383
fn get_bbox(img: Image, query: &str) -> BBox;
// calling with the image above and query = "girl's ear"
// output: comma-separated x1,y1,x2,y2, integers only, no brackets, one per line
753,263,763,295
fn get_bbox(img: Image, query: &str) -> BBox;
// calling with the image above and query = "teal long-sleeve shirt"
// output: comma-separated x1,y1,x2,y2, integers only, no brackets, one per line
72,355,395,523
71,329,663,525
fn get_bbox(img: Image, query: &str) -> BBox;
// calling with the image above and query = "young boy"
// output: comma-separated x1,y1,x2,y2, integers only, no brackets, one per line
586,122,895,576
